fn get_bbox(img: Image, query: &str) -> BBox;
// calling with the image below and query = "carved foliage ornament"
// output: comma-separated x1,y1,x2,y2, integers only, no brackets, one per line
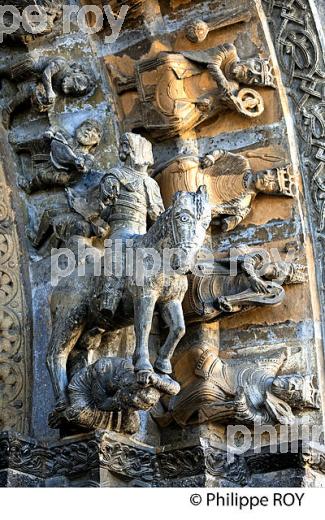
0,176,29,432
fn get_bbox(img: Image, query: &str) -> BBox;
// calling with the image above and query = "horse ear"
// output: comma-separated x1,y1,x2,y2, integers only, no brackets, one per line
197,185,208,201
173,191,183,203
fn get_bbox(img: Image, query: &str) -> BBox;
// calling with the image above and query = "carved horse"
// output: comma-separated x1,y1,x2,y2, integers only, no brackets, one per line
47,187,211,411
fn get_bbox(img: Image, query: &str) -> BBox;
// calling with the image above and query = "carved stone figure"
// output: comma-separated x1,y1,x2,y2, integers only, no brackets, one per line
0,56,94,128
156,347,320,428
185,8,252,43
157,150,296,231
117,46,275,140
13,119,105,251
0,0,324,492
183,254,308,323
46,183,211,414
1,1,62,45
49,356,180,434
19,119,102,194
97,132,165,316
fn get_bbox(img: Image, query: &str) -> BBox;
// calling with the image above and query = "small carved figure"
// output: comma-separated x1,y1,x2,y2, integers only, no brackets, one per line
49,356,180,434
156,347,320,427
13,119,105,251
117,47,275,140
201,150,296,230
185,8,252,43
183,253,308,323
19,119,102,194
0,56,94,128
157,150,296,231
46,183,211,413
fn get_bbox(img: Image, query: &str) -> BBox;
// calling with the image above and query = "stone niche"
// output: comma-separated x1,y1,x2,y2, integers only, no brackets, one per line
0,0,325,488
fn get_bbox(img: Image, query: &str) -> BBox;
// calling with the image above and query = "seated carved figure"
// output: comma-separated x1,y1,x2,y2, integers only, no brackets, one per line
0,56,94,128
49,356,180,434
156,150,296,231
117,45,275,140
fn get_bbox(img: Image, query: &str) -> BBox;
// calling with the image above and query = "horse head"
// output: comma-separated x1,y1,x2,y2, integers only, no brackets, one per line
167,185,211,273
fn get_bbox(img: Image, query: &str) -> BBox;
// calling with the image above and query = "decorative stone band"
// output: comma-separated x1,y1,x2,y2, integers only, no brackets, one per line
261,0,325,358
1,431,325,487
0,132,32,433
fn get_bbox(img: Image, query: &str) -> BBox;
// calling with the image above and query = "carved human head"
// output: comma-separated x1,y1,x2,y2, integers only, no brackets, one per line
75,119,102,148
61,64,94,97
262,262,308,285
254,169,280,193
129,387,161,410
119,132,154,168
112,371,161,410
185,20,209,43
232,57,276,88
271,374,320,410
254,166,296,196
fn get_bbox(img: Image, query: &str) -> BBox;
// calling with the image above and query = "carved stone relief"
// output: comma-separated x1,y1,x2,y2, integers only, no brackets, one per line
261,0,325,366
155,149,296,230
108,46,276,140
0,142,32,433
0,0,324,489
156,345,319,428
0,1,63,45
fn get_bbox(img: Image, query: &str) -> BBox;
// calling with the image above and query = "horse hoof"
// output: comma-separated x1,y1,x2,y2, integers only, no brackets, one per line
134,359,153,373
154,357,172,374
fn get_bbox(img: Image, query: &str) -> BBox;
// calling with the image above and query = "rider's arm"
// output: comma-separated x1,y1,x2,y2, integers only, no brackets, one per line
99,173,120,222
100,173,120,205
146,179,165,222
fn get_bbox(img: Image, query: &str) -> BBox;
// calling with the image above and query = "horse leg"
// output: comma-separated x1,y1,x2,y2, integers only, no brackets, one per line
46,313,86,411
132,293,156,375
155,300,185,374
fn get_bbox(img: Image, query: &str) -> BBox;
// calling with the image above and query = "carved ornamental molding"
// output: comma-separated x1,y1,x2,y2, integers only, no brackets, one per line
0,134,31,433
262,0,325,324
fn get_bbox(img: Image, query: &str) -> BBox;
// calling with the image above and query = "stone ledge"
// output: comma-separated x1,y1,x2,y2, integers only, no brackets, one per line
1,430,325,487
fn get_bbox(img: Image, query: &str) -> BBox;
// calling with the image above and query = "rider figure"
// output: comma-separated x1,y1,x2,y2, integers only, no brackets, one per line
99,132,165,317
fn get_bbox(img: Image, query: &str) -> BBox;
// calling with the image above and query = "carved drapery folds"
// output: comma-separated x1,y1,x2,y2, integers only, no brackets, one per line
108,47,275,141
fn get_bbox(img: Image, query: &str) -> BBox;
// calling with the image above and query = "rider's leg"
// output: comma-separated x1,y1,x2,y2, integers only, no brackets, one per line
155,300,185,374
132,293,156,374
46,313,85,411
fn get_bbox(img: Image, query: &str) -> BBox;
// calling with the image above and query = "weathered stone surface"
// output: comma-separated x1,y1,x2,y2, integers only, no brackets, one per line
1,0,325,488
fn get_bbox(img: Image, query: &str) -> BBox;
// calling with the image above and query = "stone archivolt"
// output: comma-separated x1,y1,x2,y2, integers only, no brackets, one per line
0,170,30,433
